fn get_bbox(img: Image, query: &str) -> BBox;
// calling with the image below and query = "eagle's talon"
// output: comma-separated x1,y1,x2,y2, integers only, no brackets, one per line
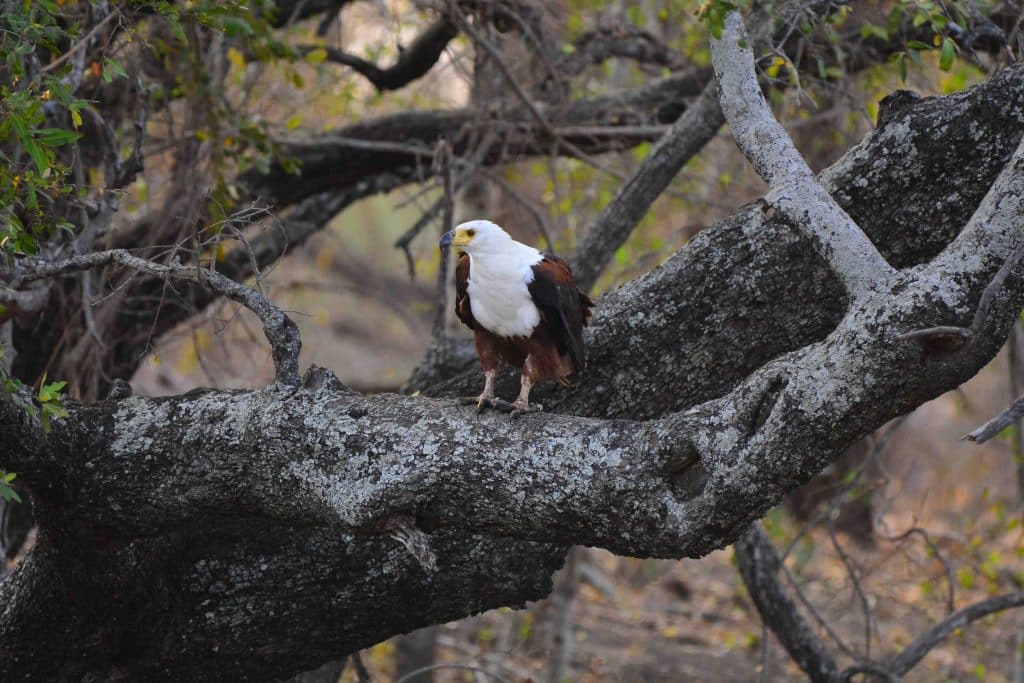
461,396,520,413
510,401,542,419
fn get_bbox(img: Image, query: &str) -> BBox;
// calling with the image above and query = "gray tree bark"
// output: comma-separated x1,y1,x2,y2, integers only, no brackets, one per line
1,60,1023,683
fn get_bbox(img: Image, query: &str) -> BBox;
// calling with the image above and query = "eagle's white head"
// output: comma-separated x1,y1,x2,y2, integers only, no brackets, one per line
439,219,516,257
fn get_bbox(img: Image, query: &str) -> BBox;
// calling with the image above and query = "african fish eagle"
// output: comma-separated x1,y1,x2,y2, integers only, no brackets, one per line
439,220,594,414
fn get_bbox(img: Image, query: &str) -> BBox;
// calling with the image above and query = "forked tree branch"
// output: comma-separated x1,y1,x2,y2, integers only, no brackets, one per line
298,18,458,92
739,525,1024,682
710,10,896,297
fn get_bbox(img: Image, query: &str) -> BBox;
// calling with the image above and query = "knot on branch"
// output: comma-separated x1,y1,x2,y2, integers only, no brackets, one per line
379,514,437,573
303,364,349,393
876,90,922,128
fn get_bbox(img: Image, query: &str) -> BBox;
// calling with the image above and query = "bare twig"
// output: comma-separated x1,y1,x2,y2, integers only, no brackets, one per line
876,526,955,615
966,394,1024,443
396,663,510,683
13,250,302,386
837,663,899,682
350,651,373,683
903,239,1024,348
434,140,455,337
472,166,554,250
829,520,873,661
559,26,687,78
41,10,119,74
393,129,496,268
888,591,1024,675
448,1,630,185
545,547,580,683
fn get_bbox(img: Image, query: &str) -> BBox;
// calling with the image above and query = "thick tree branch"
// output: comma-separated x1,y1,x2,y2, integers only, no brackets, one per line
710,10,896,297
741,526,1024,682
237,67,711,208
415,63,1024,407
267,0,353,27
3,49,1024,683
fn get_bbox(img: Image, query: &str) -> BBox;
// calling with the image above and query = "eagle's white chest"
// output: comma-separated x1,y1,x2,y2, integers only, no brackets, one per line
467,251,542,338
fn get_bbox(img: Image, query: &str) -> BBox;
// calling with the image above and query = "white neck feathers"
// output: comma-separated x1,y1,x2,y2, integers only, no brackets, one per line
465,239,544,338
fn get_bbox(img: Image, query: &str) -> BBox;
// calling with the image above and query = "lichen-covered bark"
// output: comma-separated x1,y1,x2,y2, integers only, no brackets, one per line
0,64,1022,682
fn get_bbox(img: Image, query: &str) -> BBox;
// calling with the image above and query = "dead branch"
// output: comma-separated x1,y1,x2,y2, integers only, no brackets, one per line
297,18,458,92
735,524,839,683
13,250,303,386
888,591,1024,676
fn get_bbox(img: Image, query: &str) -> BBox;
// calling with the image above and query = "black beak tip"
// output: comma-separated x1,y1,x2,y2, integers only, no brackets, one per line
439,231,455,249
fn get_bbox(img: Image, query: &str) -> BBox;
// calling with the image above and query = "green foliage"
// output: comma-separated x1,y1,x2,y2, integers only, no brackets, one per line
0,471,20,504
697,0,738,39
862,0,970,83
37,377,69,432
0,3,87,258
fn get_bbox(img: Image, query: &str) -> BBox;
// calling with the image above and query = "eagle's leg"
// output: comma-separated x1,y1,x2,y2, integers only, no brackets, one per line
511,357,543,417
460,332,508,412
460,369,503,412
474,368,498,412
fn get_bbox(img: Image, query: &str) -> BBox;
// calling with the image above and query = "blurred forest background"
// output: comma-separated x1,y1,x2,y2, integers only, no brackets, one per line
2,0,1023,680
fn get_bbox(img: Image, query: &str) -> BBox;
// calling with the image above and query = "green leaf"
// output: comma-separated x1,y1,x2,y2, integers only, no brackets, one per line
860,22,888,41
939,37,955,71
907,40,931,50
11,115,49,174
34,128,81,146
304,47,327,64
38,379,66,402
0,480,21,504
223,16,254,37
41,402,68,432
166,15,188,44
103,57,127,80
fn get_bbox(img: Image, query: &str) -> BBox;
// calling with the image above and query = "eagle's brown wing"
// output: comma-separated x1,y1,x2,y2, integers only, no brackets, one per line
454,253,475,329
528,254,594,374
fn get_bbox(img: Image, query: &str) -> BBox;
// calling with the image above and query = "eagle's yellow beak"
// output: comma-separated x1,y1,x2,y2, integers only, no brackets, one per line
439,229,473,250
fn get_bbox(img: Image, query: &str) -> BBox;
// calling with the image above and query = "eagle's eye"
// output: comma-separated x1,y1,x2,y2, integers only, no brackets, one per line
466,229,476,237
